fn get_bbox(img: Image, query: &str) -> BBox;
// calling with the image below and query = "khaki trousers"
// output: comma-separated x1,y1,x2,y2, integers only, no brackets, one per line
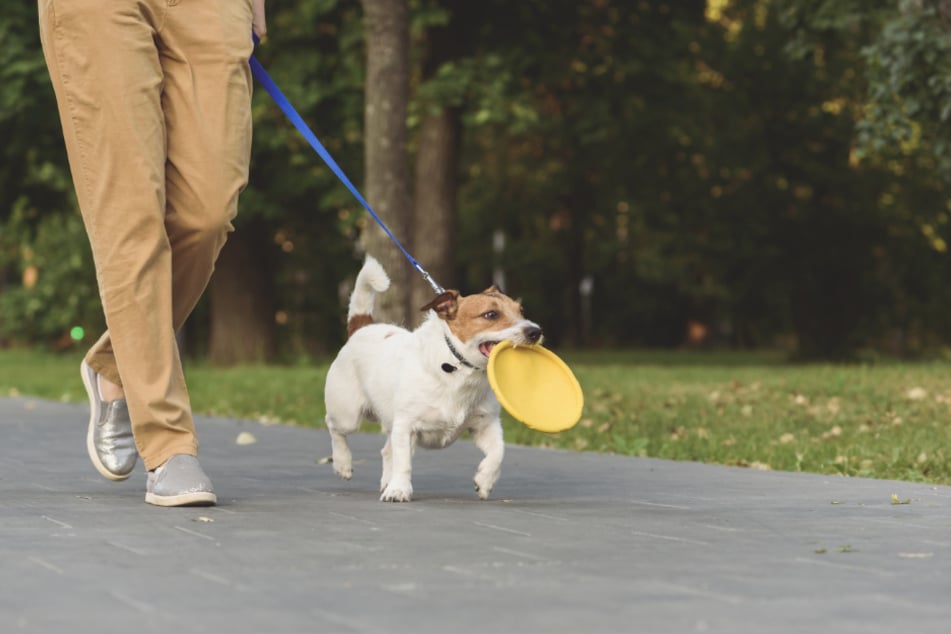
39,0,254,470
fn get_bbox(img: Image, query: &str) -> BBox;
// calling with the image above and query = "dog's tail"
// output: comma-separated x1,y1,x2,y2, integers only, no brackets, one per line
347,255,390,337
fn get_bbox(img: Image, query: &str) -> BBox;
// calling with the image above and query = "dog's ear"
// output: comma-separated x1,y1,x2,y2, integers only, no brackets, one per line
481,284,503,295
420,290,460,320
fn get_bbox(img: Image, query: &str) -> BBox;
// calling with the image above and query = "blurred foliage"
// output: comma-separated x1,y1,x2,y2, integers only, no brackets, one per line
782,0,951,180
2,0,951,360
0,208,103,345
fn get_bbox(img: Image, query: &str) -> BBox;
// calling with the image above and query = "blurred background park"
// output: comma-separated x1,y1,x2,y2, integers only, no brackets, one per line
2,1,951,483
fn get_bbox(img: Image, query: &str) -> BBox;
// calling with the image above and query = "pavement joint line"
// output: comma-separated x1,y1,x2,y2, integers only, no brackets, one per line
472,521,531,537
28,556,64,575
652,581,745,605
629,498,691,510
173,525,217,542
188,567,252,592
630,530,711,546
41,515,72,529
105,540,150,556
508,508,570,522
490,546,553,561
699,522,743,532
328,511,378,525
109,590,158,615
310,606,373,634
792,556,896,577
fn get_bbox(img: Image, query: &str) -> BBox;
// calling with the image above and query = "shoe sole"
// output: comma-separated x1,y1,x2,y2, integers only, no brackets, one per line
81,361,133,482
145,491,218,507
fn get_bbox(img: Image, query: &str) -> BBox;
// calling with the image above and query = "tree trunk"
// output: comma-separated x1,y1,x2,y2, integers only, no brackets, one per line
409,3,465,324
360,0,412,325
411,107,461,323
208,219,277,365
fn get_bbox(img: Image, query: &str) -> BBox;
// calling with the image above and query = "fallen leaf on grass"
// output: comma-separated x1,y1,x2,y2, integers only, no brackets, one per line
838,545,854,553
236,431,257,445
905,387,927,400
890,494,911,505
814,548,827,554
821,425,843,440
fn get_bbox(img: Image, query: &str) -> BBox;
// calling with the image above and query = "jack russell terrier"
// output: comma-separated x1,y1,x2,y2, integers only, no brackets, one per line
324,256,543,502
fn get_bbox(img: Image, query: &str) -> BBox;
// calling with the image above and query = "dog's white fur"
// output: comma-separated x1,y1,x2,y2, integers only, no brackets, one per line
324,256,543,502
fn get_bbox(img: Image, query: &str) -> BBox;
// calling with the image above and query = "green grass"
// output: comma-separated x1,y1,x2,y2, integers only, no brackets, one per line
2,348,950,484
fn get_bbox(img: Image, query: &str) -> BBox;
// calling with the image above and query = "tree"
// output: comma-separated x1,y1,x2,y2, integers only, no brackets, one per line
208,217,278,364
408,0,466,320
360,0,413,325
782,0,951,181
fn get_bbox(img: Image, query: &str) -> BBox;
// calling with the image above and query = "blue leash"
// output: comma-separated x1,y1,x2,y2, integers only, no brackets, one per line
248,39,445,295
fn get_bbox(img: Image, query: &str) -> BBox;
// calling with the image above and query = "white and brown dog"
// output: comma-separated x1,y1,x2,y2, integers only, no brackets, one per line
324,256,543,502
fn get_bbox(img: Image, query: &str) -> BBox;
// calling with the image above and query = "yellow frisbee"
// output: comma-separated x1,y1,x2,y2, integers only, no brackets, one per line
487,340,584,433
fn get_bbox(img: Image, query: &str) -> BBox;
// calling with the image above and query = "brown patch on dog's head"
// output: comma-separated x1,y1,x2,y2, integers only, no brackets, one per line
347,314,374,338
445,288,527,344
420,290,460,321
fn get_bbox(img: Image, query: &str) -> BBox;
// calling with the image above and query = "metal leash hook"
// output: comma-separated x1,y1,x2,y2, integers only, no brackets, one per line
249,34,447,297
418,266,446,295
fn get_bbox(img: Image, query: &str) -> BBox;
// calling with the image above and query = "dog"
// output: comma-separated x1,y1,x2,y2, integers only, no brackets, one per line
323,256,543,502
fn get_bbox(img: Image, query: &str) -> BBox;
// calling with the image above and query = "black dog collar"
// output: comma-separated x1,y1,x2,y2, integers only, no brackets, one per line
442,336,482,373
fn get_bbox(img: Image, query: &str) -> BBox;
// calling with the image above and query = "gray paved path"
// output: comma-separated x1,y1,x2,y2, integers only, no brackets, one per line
1,396,949,633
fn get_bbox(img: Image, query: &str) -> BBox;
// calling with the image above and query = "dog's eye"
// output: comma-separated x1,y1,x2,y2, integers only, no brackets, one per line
482,310,499,320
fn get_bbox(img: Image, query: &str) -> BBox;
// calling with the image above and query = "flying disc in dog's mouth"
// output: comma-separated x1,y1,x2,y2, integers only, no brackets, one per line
487,340,583,432
479,341,499,357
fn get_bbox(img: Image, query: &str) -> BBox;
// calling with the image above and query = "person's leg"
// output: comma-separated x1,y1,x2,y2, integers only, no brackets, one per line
38,0,198,469
81,0,254,424
160,0,254,337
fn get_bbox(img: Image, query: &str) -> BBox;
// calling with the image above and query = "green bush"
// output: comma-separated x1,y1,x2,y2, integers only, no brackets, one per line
0,207,103,347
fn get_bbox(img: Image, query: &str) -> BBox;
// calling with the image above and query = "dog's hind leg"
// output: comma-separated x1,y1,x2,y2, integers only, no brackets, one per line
470,422,505,500
379,435,391,492
325,413,357,480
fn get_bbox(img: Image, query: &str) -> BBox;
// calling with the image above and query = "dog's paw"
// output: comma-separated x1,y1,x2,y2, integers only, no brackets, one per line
334,465,353,480
474,480,493,500
474,468,499,500
380,482,413,503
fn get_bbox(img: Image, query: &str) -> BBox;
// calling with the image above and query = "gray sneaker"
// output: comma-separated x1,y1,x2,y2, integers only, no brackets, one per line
81,361,138,481
145,454,217,507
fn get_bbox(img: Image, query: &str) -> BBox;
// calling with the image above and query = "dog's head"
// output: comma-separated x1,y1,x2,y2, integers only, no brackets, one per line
420,286,543,360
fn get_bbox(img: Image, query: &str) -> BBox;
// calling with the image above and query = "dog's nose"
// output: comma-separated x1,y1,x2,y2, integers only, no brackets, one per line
524,326,543,343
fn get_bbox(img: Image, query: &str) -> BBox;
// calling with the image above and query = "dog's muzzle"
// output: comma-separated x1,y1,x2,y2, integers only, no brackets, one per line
524,326,543,344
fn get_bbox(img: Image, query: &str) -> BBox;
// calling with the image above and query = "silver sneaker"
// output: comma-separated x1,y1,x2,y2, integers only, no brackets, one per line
81,361,138,481
145,454,217,507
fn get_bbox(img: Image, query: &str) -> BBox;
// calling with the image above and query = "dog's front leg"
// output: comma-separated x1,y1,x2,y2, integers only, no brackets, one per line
470,420,504,500
380,419,414,502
